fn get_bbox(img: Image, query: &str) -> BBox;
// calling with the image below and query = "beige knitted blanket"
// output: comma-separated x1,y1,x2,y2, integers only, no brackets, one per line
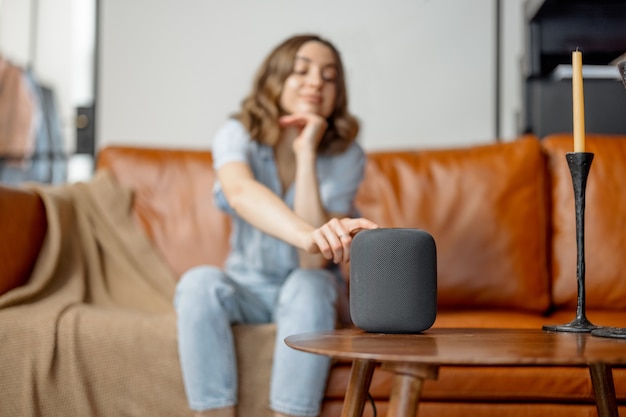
0,172,274,417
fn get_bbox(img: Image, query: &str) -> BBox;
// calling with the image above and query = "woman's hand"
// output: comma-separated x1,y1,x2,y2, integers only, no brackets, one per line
279,113,327,155
302,217,379,264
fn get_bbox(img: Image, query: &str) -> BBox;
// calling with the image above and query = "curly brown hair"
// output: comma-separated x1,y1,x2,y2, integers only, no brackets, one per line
233,34,359,155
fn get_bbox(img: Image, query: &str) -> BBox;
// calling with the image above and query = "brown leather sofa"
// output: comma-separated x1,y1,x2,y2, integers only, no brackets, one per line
1,133,625,417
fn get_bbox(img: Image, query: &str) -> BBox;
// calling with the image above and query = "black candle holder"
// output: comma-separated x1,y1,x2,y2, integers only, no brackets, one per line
592,326,626,339
543,152,601,333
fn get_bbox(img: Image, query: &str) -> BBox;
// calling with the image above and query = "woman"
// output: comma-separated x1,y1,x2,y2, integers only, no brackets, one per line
174,34,378,417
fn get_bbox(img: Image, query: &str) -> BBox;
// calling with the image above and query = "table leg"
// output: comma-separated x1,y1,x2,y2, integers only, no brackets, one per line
589,362,619,417
340,359,376,417
381,362,439,417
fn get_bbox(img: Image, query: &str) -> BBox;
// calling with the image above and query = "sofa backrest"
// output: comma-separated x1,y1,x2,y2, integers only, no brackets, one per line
98,136,554,313
354,137,551,313
543,133,626,310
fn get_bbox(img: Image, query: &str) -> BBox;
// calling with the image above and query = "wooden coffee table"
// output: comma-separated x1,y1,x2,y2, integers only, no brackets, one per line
285,328,626,417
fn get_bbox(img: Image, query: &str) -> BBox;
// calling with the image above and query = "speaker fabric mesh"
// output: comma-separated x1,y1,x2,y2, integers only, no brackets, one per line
350,228,437,333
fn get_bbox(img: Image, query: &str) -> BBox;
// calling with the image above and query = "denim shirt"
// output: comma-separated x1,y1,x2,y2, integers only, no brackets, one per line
212,119,365,281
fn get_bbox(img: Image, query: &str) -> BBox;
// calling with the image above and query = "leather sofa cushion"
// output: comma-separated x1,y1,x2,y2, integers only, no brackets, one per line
354,137,551,313
543,134,626,309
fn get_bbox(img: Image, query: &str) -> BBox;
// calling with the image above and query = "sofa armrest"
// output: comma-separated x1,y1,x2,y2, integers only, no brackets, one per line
0,185,47,296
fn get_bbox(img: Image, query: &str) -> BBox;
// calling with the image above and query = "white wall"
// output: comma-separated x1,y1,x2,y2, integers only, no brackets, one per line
1,0,528,157
501,0,527,139
98,0,527,152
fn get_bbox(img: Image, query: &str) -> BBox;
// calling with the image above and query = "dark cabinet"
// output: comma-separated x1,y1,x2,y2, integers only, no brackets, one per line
523,0,626,137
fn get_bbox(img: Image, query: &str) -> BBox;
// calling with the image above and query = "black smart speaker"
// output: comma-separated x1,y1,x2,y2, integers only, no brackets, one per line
349,228,437,333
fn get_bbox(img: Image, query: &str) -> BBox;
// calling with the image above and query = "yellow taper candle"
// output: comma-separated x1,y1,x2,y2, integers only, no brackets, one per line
572,50,585,152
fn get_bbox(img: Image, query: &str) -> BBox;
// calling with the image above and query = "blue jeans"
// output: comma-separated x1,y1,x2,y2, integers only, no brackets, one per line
174,266,341,416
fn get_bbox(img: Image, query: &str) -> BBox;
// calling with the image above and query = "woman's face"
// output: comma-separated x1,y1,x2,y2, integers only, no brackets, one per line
279,41,338,119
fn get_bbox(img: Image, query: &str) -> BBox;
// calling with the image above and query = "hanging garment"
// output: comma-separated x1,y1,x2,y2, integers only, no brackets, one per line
0,57,39,184
0,60,66,185
0,56,37,162
24,69,67,184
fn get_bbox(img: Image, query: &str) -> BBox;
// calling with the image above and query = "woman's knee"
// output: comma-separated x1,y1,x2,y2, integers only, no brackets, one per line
279,269,339,308
274,269,339,332
174,266,233,309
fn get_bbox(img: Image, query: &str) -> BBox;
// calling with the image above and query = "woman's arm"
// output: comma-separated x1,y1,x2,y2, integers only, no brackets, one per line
288,116,333,268
217,113,377,265
217,160,314,248
217,160,376,264
283,113,370,268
